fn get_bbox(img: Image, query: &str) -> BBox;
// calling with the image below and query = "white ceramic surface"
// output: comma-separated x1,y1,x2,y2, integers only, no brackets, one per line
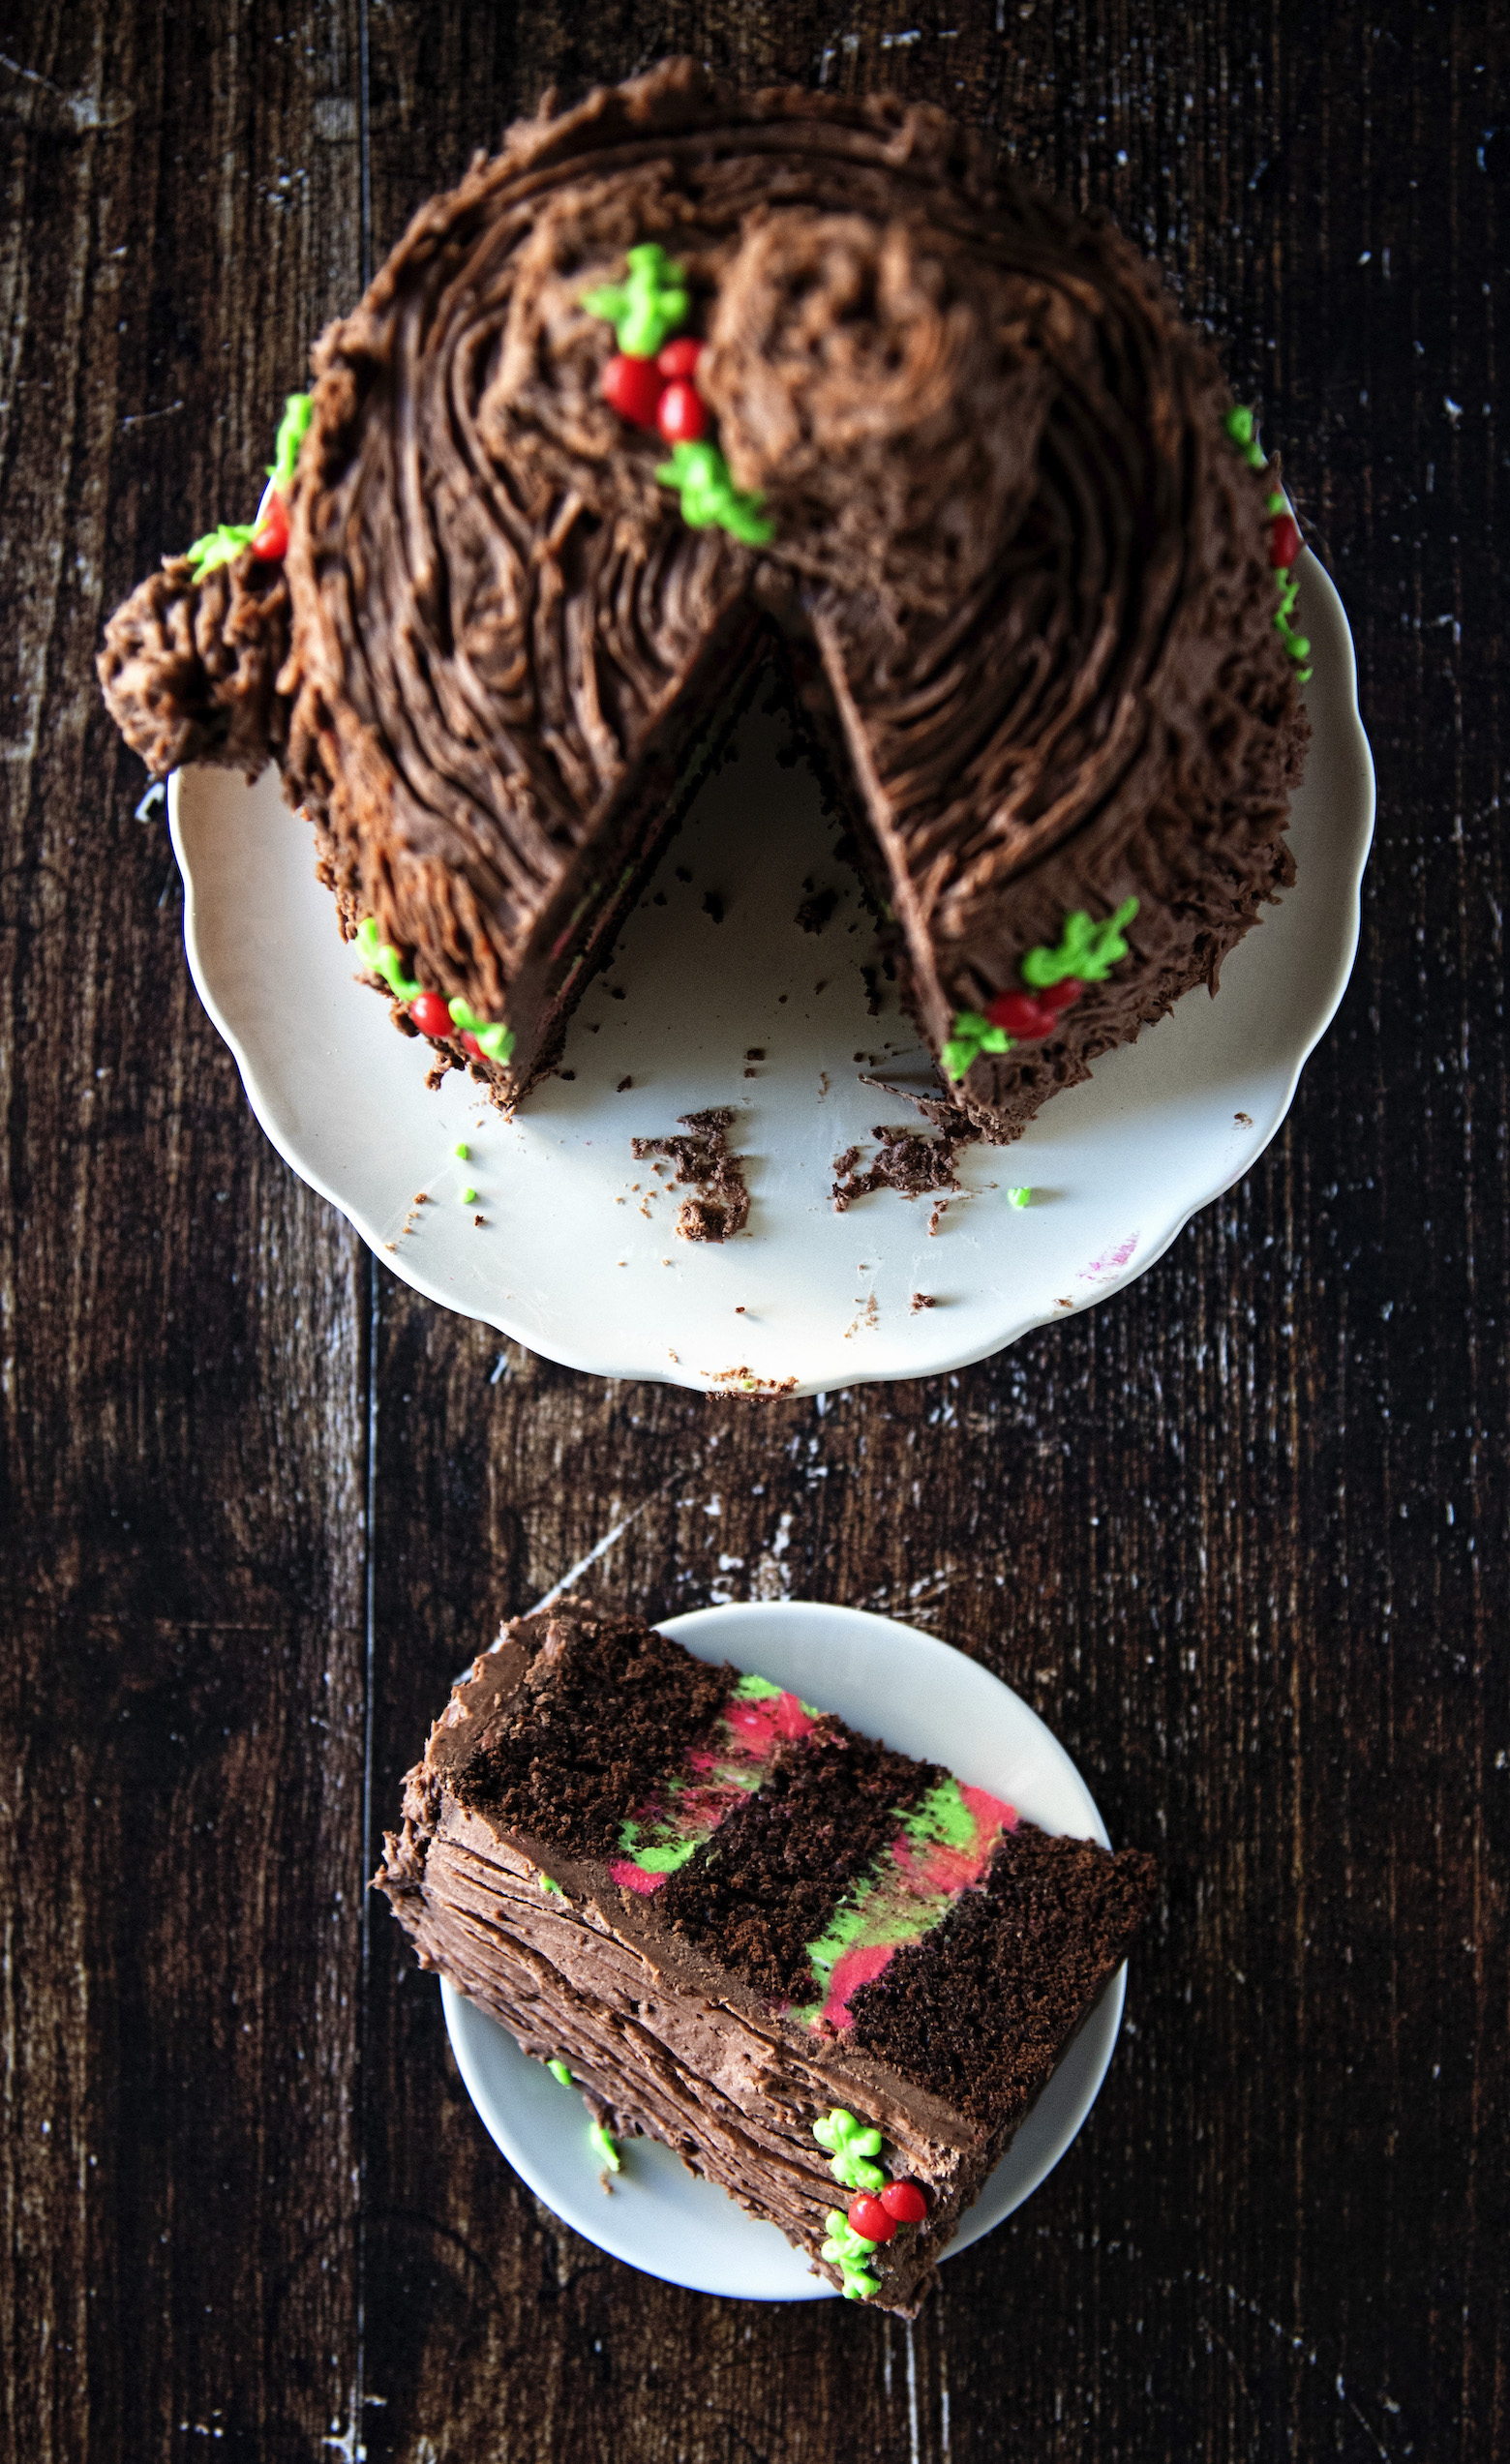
171,548,1374,1396
438,1600,1127,2302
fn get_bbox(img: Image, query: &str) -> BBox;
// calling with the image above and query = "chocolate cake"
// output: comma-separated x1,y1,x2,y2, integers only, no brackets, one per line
100,59,1310,1143
375,1602,1158,2310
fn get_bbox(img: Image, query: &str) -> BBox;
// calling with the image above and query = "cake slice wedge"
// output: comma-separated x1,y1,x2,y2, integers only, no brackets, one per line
374,1602,1158,2312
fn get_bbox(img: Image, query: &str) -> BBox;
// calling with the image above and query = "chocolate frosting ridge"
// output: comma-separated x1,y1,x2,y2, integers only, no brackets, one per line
97,551,290,781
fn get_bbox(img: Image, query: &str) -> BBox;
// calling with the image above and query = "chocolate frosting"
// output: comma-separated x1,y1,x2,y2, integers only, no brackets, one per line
98,550,290,780
97,58,1308,1135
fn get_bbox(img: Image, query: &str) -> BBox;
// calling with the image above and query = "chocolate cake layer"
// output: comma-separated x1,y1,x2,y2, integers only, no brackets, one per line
100,59,1308,1138
375,1602,1158,2311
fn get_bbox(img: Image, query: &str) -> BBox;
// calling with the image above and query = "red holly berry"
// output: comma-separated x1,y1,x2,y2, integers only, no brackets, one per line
408,990,452,1038
656,338,704,380
1269,512,1301,571
986,989,1060,1039
249,488,289,562
1039,977,1085,1013
846,2194,896,2244
656,379,709,445
460,1032,486,1061
879,2180,928,2225
601,353,666,429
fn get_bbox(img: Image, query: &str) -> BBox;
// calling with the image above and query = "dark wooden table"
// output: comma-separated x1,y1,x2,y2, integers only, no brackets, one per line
5,4,1505,2457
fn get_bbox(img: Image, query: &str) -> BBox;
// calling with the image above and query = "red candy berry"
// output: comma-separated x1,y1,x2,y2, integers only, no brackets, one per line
601,353,667,429
846,2194,896,2244
1269,512,1301,571
986,990,1059,1039
408,990,453,1039
249,488,289,562
879,2180,928,2225
1039,977,1084,1012
459,1031,486,1062
656,379,709,445
656,338,704,380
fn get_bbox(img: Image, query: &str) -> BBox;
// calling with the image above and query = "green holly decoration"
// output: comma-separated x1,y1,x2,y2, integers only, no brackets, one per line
1223,404,1269,472
447,997,515,1064
186,392,313,578
1021,897,1140,988
812,2108,886,2194
268,392,312,494
354,916,422,1003
820,2209,881,2300
186,523,255,578
582,243,690,358
655,440,774,546
941,1008,1012,1086
1272,570,1311,675
589,2118,622,2174
546,2058,574,2087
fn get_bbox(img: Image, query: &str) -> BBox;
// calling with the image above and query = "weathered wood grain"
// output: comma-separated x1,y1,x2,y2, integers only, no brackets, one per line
0,6,372,2459
2,1,1505,2458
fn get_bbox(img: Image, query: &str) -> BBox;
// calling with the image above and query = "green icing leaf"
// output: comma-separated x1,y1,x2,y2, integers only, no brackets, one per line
1223,403,1267,469
186,397,312,577
447,998,516,1062
268,393,312,495
1021,897,1139,987
942,1008,1013,1084
187,524,255,578
547,2058,574,2087
354,916,421,1004
813,2107,886,2192
538,1874,563,1896
589,2118,622,2174
655,440,774,546
820,2215,881,2298
582,243,689,357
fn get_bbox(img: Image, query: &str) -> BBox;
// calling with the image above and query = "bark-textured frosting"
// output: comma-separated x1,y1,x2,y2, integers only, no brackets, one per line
97,57,1307,1135
98,551,290,780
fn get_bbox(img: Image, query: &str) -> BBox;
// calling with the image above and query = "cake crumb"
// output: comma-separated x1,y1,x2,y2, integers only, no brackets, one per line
703,890,724,923
745,1048,765,1061
473,1215,486,1227
633,1109,750,1243
832,1124,976,1214
797,885,838,934
617,1076,633,1093
910,1292,936,1312
1235,1110,1253,1125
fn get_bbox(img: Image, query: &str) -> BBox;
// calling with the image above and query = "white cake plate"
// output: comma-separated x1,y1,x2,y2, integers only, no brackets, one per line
171,549,1373,1396
437,1600,1129,2301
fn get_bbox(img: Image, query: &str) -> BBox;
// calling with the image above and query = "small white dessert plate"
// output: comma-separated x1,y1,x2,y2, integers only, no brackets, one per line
171,549,1373,1397
437,1599,1129,2302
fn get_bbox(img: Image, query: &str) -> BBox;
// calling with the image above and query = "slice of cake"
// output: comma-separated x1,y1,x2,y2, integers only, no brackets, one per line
99,59,1309,1144
375,1602,1158,2311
